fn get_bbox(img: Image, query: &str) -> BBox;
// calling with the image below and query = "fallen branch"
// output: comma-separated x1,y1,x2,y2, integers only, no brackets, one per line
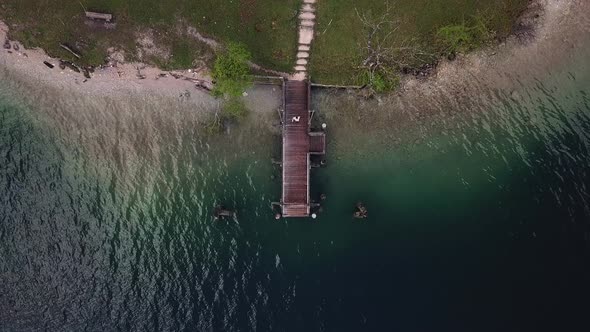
60,44,81,59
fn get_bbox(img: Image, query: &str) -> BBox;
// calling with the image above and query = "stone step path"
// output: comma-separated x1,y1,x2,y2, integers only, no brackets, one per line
291,0,317,81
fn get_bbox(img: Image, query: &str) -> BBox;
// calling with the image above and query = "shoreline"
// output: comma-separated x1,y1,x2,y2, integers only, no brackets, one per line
1,0,587,110
0,20,217,103
311,0,590,157
398,0,587,96
0,20,285,120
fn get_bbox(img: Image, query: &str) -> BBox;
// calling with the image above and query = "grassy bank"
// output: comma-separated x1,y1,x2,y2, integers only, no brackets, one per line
310,0,529,85
0,0,300,71
1,0,530,85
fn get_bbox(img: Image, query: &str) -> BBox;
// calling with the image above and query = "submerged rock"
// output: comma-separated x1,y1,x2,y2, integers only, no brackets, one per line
214,205,235,220
353,202,368,219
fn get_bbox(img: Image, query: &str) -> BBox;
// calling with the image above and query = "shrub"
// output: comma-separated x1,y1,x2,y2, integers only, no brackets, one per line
211,42,252,97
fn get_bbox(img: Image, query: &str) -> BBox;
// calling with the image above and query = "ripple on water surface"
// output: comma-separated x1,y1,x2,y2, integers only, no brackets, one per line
1,43,590,331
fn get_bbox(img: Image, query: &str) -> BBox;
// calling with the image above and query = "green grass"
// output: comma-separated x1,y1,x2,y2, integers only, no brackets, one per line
168,40,193,69
1,0,529,85
1,0,300,70
310,0,529,85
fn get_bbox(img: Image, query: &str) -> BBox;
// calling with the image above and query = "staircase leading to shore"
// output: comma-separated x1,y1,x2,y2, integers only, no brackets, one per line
291,0,317,81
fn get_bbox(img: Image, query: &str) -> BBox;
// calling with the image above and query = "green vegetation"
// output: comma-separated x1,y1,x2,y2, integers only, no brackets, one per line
1,0,300,70
208,42,252,129
168,40,198,69
211,43,252,97
371,72,399,93
310,0,529,85
1,0,530,87
438,15,494,54
356,68,399,93
222,97,249,119
437,24,474,54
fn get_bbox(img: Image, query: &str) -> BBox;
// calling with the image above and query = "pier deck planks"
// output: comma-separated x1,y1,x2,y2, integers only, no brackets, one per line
282,80,311,217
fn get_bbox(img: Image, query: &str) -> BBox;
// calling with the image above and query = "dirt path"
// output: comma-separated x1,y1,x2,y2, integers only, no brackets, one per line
290,0,317,81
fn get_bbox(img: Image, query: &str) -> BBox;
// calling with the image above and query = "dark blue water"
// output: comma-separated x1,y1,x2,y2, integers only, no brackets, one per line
2,34,590,332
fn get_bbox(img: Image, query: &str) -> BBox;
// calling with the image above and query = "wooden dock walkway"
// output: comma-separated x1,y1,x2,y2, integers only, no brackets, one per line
281,80,325,217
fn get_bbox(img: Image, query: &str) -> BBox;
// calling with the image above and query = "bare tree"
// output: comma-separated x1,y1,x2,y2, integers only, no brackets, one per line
356,2,434,89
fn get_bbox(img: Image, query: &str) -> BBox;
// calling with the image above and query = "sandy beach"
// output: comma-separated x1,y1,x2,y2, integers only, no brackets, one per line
0,22,214,100
0,20,284,117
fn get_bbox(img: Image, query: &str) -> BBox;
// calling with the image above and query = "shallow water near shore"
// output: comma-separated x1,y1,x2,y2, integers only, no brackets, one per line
2,30,590,332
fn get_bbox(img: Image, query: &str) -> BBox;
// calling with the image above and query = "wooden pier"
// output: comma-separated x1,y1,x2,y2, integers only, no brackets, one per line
280,80,325,218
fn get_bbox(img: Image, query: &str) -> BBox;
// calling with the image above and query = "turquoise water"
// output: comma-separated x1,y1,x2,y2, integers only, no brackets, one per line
2,47,590,331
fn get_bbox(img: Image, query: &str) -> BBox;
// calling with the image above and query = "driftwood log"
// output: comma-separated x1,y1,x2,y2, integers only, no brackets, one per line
84,11,117,29
185,78,213,91
60,60,81,73
60,44,81,59
85,11,113,22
